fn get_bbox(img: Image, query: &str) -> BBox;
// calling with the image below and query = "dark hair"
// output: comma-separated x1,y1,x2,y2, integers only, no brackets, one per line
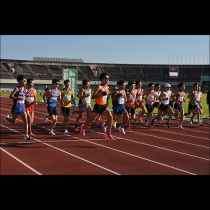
17,75,25,82
99,72,109,81
193,83,198,87
154,83,161,88
52,78,59,84
82,79,90,85
178,82,185,88
64,79,70,84
128,81,135,87
27,78,34,84
136,80,142,85
148,83,154,87
117,80,125,86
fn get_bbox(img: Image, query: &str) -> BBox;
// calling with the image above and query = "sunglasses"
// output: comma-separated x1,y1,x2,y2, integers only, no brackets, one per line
54,83,59,85
20,80,27,82
104,77,109,80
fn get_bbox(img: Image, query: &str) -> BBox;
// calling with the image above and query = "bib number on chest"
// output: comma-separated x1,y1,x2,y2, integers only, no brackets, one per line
50,97,57,103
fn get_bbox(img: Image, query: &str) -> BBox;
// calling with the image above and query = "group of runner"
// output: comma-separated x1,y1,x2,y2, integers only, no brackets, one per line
2,73,203,141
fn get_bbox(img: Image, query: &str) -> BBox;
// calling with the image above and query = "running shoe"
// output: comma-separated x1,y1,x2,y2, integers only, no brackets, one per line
64,130,69,134
166,122,171,129
134,119,139,125
80,124,85,136
95,118,99,124
157,118,161,124
87,124,91,129
49,130,55,135
102,122,106,132
127,126,131,131
151,119,154,127
28,132,35,137
144,119,148,125
44,114,48,123
112,121,117,128
160,116,163,121
118,126,126,134
72,108,76,115
2,114,9,123
98,115,101,120
24,134,31,140
178,125,184,129
198,123,203,126
189,121,193,125
74,124,78,131
105,134,115,141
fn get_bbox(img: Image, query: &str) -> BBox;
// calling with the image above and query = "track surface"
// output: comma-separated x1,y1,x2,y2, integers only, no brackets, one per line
0,97,209,175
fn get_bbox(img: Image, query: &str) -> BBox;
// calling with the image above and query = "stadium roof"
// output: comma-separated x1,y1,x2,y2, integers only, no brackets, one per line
33,57,84,63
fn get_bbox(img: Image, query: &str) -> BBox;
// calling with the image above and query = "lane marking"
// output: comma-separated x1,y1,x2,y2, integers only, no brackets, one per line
0,147,42,175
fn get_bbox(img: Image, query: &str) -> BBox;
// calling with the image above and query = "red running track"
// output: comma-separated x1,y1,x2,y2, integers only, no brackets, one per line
0,97,209,175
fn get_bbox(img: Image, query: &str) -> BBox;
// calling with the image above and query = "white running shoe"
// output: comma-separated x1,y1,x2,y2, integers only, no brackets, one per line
118,126,126,134
64,130,69,134
2,114,9,123
178,125,184,129
189,121,193,125
49,130,55,135
102,122,106,132
44,114,48,123
24,134,31,140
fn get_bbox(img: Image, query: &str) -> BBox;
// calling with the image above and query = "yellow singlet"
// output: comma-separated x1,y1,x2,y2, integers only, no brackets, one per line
61,89,72,108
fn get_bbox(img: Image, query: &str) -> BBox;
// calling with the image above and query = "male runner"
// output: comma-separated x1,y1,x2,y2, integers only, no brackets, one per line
143,83,156,125
42,78,61,135
25,78,37,137
184,83,203,126
60,79,73,134
125,81,137,129
135,80,146,123
151,83,174,128
74,79,92,131
112,80,130,134
172,82,187,129
2,75,30,140
80,72,115,141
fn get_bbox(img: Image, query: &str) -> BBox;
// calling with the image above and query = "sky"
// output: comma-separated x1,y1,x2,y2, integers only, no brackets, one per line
1,35,209,65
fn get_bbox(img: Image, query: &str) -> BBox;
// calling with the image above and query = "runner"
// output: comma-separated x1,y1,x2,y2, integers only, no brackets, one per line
60,79,73,134
42,78,61,135
143,83,156,126
125,81,137,129
2,75,30,140
135,80,146,123
153,83,161,124
80,72,115,141
25,78,37,137
184,83,203,126
172,82,187,129
151,83,174,128
74,79,92,131
112,80,130,134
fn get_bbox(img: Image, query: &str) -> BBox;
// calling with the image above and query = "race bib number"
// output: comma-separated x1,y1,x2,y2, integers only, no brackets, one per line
196,97,200,102
26,97,34,102
118,98,124,104
63,96,70,101
137,96,142,101
17,99,24,103
85,96,90,102
102,95,107,101
147,95,154,100
178,96,184,101
50,97,57,103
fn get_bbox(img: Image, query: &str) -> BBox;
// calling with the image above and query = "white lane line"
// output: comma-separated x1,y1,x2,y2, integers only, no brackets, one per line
0,147,42,175
0,124,120,175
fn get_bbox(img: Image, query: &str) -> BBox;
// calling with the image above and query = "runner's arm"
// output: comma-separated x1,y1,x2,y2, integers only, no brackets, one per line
9,87,20,100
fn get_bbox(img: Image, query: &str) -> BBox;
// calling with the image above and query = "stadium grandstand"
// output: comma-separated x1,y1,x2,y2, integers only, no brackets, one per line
0,57,209,93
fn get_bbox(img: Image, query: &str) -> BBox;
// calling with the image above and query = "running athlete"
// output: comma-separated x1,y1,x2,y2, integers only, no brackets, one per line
25,78,37,137
153,83,161,124
2,75,30,140
112,80,130,134
60,79,73,134
135,80,146,123
125,81,137,129
42,79,61,135
80,72,115,141
172,82,187,129
143,83,156,126
184,83,203,126
74,79,92,131
151,83,174,128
